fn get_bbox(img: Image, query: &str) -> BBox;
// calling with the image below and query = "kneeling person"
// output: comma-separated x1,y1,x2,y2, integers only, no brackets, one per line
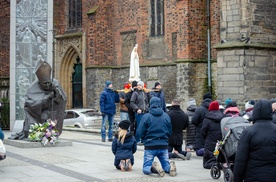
112,120,137,171
167,99,192,160
137,97,177,177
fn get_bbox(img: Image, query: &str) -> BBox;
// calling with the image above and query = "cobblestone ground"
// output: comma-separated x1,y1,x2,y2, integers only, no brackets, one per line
1,130,224,182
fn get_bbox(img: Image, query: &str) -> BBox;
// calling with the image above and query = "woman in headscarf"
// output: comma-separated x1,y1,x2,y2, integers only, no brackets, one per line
201,101,224,169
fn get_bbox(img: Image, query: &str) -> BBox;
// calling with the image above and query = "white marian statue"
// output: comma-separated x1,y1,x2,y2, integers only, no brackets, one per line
129,44,140,82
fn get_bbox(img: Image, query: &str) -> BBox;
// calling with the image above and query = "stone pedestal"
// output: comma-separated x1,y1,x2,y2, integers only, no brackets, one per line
4,139,72,148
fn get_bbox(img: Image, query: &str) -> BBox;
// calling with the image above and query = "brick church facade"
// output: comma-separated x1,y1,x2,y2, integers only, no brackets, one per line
1,0,276,111
52,0,220,109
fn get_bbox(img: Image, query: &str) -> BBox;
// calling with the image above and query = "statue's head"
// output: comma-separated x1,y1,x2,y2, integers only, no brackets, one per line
35,60,52,91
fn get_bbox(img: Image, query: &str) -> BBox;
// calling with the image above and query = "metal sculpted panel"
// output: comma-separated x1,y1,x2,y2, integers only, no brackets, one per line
15,0,48,120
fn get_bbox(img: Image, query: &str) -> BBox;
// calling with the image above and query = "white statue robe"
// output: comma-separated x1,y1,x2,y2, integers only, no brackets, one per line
129,44,140,82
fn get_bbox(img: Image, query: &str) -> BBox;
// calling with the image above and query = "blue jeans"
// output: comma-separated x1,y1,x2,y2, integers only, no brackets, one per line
135,112,144,142
101,113,114,139
142,149,171,174
120,112,129,121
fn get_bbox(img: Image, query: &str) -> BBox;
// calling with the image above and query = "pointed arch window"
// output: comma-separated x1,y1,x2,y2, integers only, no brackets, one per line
68,0,82,29
150,0,164,36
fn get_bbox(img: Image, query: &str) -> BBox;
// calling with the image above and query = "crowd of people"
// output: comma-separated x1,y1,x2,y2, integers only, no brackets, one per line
100,79,276,180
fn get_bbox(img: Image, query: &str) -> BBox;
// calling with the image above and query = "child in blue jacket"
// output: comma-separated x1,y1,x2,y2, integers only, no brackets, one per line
112,120,137,171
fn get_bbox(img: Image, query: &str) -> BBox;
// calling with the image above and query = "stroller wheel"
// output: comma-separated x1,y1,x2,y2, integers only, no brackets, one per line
210,164,221,179
224,168,234,182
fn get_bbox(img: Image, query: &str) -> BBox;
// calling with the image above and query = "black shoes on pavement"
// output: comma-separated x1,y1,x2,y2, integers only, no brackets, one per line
102,138,113,142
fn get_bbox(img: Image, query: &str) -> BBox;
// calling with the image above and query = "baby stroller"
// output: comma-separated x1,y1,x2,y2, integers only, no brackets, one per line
210,116,251,182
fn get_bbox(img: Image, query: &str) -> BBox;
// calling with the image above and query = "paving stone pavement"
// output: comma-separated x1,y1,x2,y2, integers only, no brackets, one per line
0,129,224,182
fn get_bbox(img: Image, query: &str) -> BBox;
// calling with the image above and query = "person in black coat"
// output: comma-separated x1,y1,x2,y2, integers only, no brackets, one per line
201,101,224,169
191,92,213,156
167,99,191,160
124,81,138,134
185,98,197,151
234,99,276,182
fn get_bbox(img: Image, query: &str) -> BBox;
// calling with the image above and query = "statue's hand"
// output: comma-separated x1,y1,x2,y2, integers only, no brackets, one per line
50,84,62,103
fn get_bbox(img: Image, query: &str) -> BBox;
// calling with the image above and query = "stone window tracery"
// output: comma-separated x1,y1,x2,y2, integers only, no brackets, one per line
150,0,164,36
68,0,82,29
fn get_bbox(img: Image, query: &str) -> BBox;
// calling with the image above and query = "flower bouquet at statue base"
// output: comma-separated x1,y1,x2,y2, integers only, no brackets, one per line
28,119,59,146
0,140,6,160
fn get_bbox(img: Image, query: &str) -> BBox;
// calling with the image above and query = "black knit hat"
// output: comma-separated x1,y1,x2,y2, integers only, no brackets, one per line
132,81,138,87
154,82,161,88
119,120,131,130
203,92,212,100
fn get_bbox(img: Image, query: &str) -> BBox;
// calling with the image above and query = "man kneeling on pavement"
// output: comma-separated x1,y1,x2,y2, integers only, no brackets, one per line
167,99,192,160
137,97,177,177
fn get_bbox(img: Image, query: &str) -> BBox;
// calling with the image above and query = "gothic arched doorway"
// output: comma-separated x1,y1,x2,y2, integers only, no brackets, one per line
58,45,84,109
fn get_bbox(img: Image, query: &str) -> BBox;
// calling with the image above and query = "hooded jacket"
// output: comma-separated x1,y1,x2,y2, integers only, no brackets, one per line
234,100,276,182
137,97,172,150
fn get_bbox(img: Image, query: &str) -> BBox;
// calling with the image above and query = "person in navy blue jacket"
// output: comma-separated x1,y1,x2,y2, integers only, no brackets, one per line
112,120,137,171
137,97,177,177
149,82,167,112
100,81,119,142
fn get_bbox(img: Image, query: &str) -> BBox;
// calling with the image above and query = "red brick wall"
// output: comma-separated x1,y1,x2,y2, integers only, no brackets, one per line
54,0,220,66
53,0,67,35
83,0,115,66
0,1,10,76
0,0,221,78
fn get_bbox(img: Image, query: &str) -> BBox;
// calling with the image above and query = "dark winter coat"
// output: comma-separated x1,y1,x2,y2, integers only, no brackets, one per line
150,89,166,112
201,110,224,168
130,89,150,113
186,105,197,148
191,98,212,150
137,97,172,150
124,89,136,132
125,89,135,112
99,87,119,115
234,100,276,182
112,132,137,167
167,105,189,146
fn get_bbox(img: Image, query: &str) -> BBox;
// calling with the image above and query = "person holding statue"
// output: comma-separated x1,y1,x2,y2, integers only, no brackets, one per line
9,60,67,140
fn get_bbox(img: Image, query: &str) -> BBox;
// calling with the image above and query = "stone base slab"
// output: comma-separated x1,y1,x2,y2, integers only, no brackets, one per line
3,139,72,148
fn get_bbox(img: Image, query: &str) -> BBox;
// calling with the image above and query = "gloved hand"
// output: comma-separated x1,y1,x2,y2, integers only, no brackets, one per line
113,89,118,93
